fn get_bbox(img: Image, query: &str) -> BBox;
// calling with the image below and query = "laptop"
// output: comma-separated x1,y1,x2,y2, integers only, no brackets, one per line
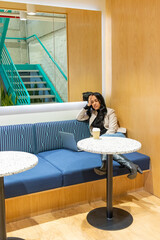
59,131,81,152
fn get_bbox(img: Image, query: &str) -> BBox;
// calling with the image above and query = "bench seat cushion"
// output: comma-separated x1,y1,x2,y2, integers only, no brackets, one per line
38,150,150,186
4,156,63,198
38,149,103,186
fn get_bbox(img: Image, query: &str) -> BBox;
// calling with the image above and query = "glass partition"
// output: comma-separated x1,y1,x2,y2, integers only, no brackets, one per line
0,10,67,106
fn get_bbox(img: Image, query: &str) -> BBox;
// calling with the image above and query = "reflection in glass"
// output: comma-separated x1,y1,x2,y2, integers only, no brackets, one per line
0,10,67,106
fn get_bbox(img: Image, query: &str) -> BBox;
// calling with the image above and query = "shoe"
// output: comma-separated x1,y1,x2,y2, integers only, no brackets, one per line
113,154,143,180
127,165,143,179
94,160,106,175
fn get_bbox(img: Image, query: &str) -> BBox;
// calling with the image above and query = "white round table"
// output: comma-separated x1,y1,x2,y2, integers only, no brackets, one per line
77,137,141,230
0,151,38,240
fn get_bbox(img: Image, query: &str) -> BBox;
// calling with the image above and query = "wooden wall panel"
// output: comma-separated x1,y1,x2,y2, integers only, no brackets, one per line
110,0,160,197
6,172,149,222
0,1,102,102
67,9,102,101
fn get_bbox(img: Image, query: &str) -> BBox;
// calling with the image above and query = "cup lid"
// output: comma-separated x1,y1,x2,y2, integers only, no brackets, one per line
92,128,100,132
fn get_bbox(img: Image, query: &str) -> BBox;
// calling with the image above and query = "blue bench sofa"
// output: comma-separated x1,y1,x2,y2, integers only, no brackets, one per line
0,119,150,200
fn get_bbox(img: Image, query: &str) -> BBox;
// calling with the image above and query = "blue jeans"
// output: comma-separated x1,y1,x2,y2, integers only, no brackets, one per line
101,132,126,161
101,132,126,138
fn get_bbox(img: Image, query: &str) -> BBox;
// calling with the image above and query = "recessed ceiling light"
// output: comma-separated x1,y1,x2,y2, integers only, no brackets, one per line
27,4,36,16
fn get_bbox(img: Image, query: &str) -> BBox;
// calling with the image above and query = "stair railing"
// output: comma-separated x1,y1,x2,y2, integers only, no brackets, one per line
6,34,67,81
0,44,30,105
0,10,11,55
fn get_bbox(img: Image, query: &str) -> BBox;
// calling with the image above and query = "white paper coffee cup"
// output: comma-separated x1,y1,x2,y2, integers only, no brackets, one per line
92,128,100,139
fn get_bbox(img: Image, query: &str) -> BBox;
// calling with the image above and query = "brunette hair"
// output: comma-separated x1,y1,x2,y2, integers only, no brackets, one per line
92,92,107,119
82,91,93,101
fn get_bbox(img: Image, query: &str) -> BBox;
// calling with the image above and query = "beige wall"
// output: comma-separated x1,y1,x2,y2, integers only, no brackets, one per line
109,0,160,197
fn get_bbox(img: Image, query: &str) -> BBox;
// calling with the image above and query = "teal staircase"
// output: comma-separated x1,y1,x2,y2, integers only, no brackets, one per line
0,13,66,105
0,14,30,105
0,44,30,105
15,64,63,104
0,10,10,55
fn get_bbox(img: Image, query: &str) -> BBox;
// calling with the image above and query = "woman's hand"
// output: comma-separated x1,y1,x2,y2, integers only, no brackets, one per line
88,95,93,107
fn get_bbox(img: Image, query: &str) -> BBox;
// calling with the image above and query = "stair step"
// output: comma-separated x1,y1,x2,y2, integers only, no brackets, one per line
21,75,43,78
27,88,51,91
30,95,55,99
18,70,39,73
18,95,55,99
23,81,47,85
8,75,42,79
15,88,51,92
30,102,54,104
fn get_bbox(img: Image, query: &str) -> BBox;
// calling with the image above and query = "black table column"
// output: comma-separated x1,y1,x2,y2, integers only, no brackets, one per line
107,154,113,219
87,154,133,230
0,177,7,240
0,177,25,240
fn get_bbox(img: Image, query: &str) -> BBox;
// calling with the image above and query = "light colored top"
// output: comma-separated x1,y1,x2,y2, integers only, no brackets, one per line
77,137,141,155
76,107,126,135
0,151,38,177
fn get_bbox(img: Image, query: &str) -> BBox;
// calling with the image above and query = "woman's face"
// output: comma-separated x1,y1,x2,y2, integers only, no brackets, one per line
91,95,101,110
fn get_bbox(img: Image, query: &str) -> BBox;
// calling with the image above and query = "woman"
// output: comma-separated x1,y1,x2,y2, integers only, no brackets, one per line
76,92,143,179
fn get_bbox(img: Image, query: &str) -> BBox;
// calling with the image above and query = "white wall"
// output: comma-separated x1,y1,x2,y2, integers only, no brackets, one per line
0,0,106,125
28,20,68,101
5,19,28,64
0,102,86,125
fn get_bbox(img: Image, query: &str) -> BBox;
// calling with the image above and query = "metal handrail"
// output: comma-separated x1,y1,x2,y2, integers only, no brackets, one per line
1,44,30,105
6,34,67,81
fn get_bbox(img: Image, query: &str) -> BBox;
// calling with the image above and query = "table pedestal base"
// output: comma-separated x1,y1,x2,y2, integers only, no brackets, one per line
87,207,133,231
7,238,24,240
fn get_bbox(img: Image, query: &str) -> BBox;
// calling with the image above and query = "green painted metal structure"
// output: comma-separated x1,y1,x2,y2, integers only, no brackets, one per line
0,15,66,105
6,35,67,81
0,14,30,105
0,45,30,105
0,10,10,56
15,64,63,103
